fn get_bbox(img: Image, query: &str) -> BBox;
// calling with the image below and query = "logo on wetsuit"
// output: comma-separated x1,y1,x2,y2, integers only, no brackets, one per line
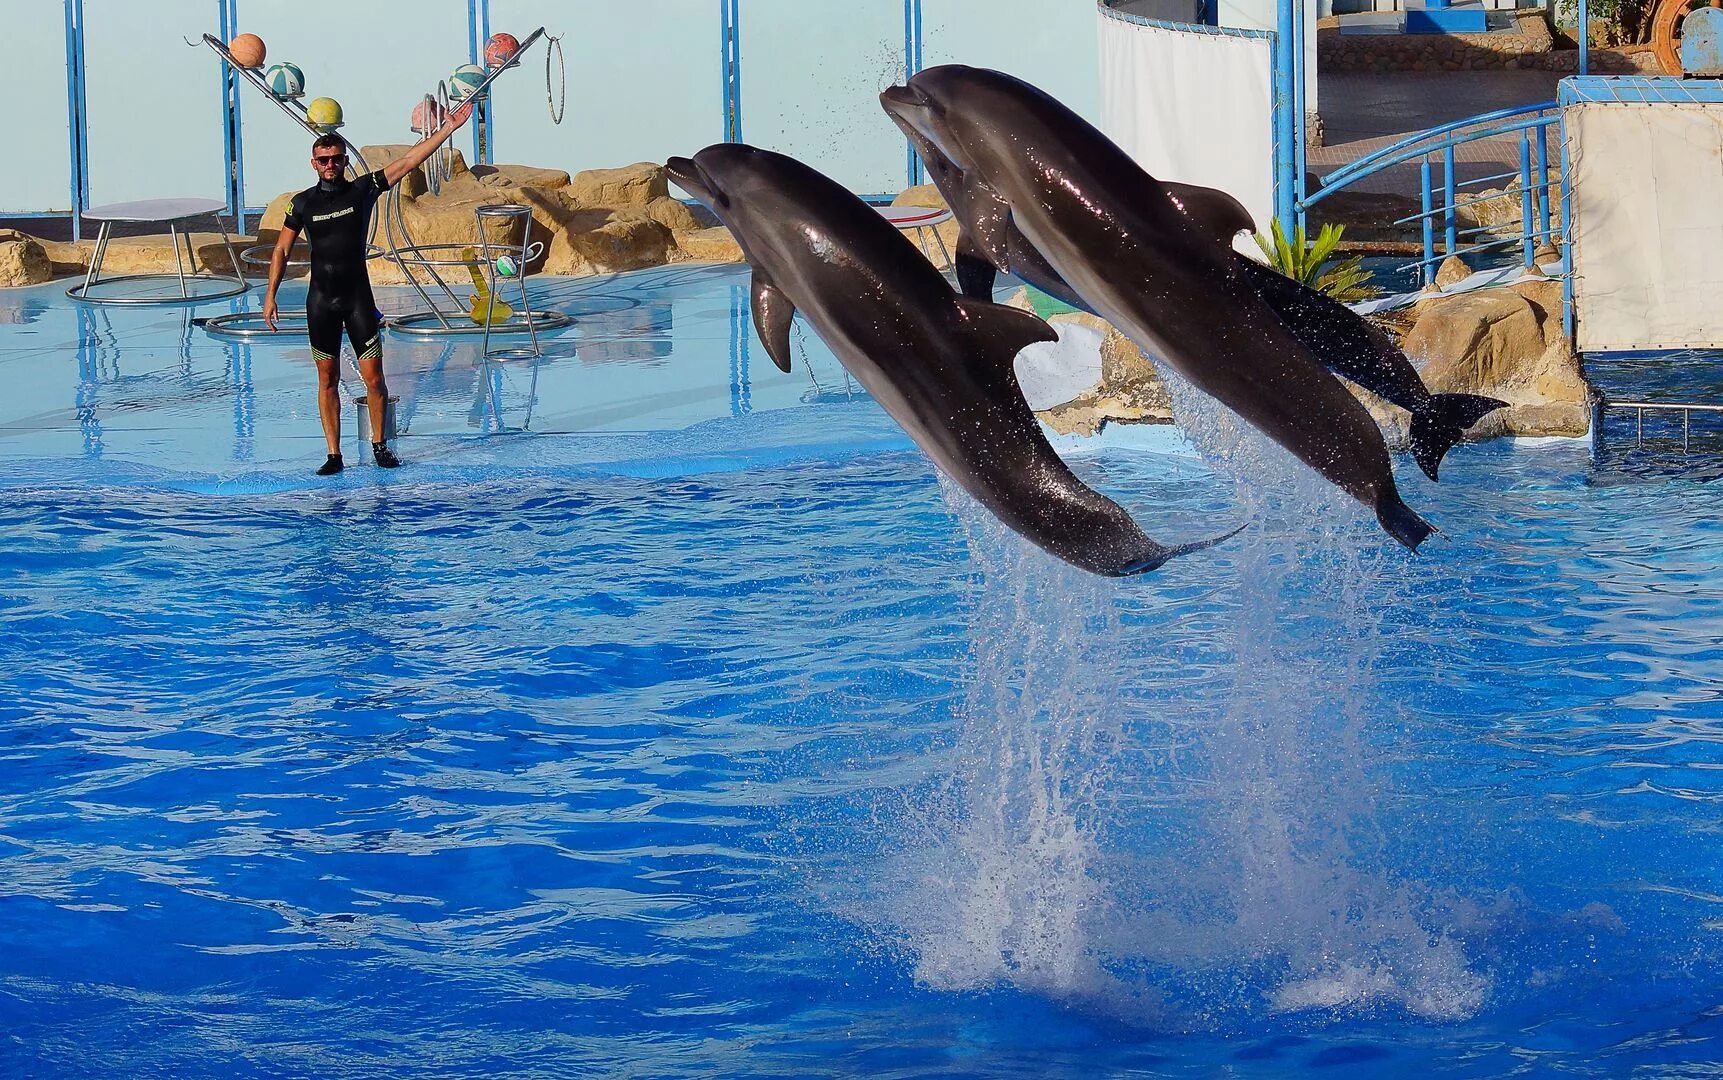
311,206,356,224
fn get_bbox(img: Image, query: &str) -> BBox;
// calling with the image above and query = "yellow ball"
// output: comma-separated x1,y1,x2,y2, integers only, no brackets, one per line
306,97,344,131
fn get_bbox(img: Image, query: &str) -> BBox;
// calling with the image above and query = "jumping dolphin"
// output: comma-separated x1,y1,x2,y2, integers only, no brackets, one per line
664,144,1240,577
880,65,1434,550
882,90,1506,483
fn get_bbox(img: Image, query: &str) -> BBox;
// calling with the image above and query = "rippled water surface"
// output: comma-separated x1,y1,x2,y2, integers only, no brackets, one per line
5,270,1723,1076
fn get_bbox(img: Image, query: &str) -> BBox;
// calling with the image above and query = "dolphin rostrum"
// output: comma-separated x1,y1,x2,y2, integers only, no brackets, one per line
881,65,1436,550
664,143,1240,577
882,87,1506,484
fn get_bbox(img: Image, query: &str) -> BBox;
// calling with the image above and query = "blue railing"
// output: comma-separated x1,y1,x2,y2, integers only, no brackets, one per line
1300,101,1561,289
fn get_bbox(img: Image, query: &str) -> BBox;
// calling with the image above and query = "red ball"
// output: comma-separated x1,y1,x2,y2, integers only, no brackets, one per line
228,33,266,69
410,95,448,134
484,32,521,69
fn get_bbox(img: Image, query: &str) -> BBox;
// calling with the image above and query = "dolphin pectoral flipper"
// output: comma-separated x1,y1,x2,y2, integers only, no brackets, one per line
953,244,997,301
1162,182,1255,247
952,296,1058,369
750,274,797,373
964,181,1017,268
1409,394,1508,481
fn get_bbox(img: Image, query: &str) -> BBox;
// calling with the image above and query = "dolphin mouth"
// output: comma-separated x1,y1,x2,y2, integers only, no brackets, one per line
879,84,937,127
664,156,717,206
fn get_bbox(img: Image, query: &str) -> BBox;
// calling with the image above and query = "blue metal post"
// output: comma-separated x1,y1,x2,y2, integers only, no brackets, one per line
1442,144,1457,257
721,0,743,143
1421,156,1435,287
1273,0,1298,237
904,0,924,187
1536,123,1550,243
220,0,248,234
1560,108,1576,342
1293,0,1307,230
478,0,492,164
1579,0,1590,76
63,0,86,240
1519,131,1535,267
468,0,483,165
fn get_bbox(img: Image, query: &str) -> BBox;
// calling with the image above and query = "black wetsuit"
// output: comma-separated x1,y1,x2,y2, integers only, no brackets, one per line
283,170,393,364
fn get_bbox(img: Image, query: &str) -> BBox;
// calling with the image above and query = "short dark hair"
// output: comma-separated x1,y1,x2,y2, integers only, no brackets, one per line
311,133,345,153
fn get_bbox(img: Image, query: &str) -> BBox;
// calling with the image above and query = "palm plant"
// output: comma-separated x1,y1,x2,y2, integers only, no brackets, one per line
1253,220,1380,302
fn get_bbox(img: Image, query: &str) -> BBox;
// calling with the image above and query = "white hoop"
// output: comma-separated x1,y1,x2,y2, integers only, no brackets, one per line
546,34,566,126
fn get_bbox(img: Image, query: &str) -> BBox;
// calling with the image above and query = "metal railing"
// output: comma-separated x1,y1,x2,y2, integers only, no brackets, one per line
1594,399,1723,453
1300,101,1562,289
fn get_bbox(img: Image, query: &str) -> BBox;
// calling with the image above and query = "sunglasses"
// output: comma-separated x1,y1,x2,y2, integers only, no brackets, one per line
313,154,347,165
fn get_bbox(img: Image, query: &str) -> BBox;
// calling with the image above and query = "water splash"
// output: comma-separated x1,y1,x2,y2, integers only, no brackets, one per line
857,375,1488,1026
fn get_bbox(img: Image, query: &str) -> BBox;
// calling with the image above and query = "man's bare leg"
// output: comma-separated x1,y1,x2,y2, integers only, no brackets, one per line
315,355,344,474
358,354,400,467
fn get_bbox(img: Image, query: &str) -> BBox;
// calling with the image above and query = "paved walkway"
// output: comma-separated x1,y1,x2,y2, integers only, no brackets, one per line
1309,70,1565,196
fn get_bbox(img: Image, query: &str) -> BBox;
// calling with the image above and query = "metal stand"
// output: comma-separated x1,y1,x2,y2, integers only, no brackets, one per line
476,204,547,362
199,30,558,339
469,204,547,431
67,198,249,305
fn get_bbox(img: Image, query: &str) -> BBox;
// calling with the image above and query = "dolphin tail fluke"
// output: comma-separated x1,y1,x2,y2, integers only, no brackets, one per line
1408,394,1509,481
1376,493,1434,552
1119,522,1249,576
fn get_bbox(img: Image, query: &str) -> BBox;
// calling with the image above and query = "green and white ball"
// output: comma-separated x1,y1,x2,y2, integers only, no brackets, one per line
495,254,519,279
264,62,303,99
449,64,487,101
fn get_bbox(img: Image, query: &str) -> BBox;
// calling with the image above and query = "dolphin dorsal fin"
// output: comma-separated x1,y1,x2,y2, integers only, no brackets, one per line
1162,182,1255,247
751,273,796,374
953,296,1058,367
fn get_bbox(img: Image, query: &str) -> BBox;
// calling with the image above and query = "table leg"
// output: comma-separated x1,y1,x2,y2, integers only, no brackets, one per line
217,217,246,284
169,222,190,298
81,222,112,298
929,227,953,272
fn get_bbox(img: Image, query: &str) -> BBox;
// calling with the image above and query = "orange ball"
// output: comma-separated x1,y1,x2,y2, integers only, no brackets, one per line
228,33,266,69
484,32,520,69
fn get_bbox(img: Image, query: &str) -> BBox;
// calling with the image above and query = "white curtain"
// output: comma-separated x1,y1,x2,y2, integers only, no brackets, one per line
1096,12,1275,234
1569,102,1723,353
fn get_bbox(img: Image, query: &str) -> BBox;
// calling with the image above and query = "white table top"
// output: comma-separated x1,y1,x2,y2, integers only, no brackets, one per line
82,198,229,223
876,205,953,227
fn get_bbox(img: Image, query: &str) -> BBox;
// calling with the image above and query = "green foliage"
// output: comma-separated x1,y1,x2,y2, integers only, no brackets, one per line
1555,0,1651,46
1252,220,1381,303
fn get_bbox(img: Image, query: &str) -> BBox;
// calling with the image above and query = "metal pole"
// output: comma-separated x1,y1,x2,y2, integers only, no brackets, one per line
1443,144,1458,259
1536,121,1550,244
1421,156,1435,288
1579,0,1590,75
1293,0,1308,230
1273,0,1298,237
1520,132,1535,268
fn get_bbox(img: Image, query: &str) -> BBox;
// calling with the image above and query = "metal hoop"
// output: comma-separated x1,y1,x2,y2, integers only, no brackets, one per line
546,34,566,125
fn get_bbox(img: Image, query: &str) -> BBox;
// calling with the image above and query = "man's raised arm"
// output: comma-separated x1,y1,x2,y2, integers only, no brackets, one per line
382,103,474,189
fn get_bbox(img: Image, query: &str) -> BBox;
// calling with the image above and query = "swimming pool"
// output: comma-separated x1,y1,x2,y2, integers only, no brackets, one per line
4,265,1723,1076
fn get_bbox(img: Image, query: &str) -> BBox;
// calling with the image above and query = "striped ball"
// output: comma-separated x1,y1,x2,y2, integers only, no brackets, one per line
449,64,487,101
264,62,303,99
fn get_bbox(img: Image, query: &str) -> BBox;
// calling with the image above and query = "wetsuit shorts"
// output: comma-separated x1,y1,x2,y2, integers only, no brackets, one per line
283,169,393,365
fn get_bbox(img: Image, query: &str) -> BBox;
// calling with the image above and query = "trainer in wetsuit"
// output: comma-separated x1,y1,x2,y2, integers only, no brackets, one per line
262,104,471,475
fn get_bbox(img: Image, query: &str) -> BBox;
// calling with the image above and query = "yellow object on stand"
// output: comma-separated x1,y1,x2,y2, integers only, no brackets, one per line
462,247,514,325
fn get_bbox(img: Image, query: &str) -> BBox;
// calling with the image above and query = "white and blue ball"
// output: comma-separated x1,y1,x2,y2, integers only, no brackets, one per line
264,62,304,100
449,64,487,101
495,254,520,279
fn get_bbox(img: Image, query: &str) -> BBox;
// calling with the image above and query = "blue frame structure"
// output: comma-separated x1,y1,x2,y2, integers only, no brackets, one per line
29,0,1600,237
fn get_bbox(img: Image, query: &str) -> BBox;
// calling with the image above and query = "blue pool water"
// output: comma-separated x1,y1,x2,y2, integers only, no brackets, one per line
5,267,1723,1076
